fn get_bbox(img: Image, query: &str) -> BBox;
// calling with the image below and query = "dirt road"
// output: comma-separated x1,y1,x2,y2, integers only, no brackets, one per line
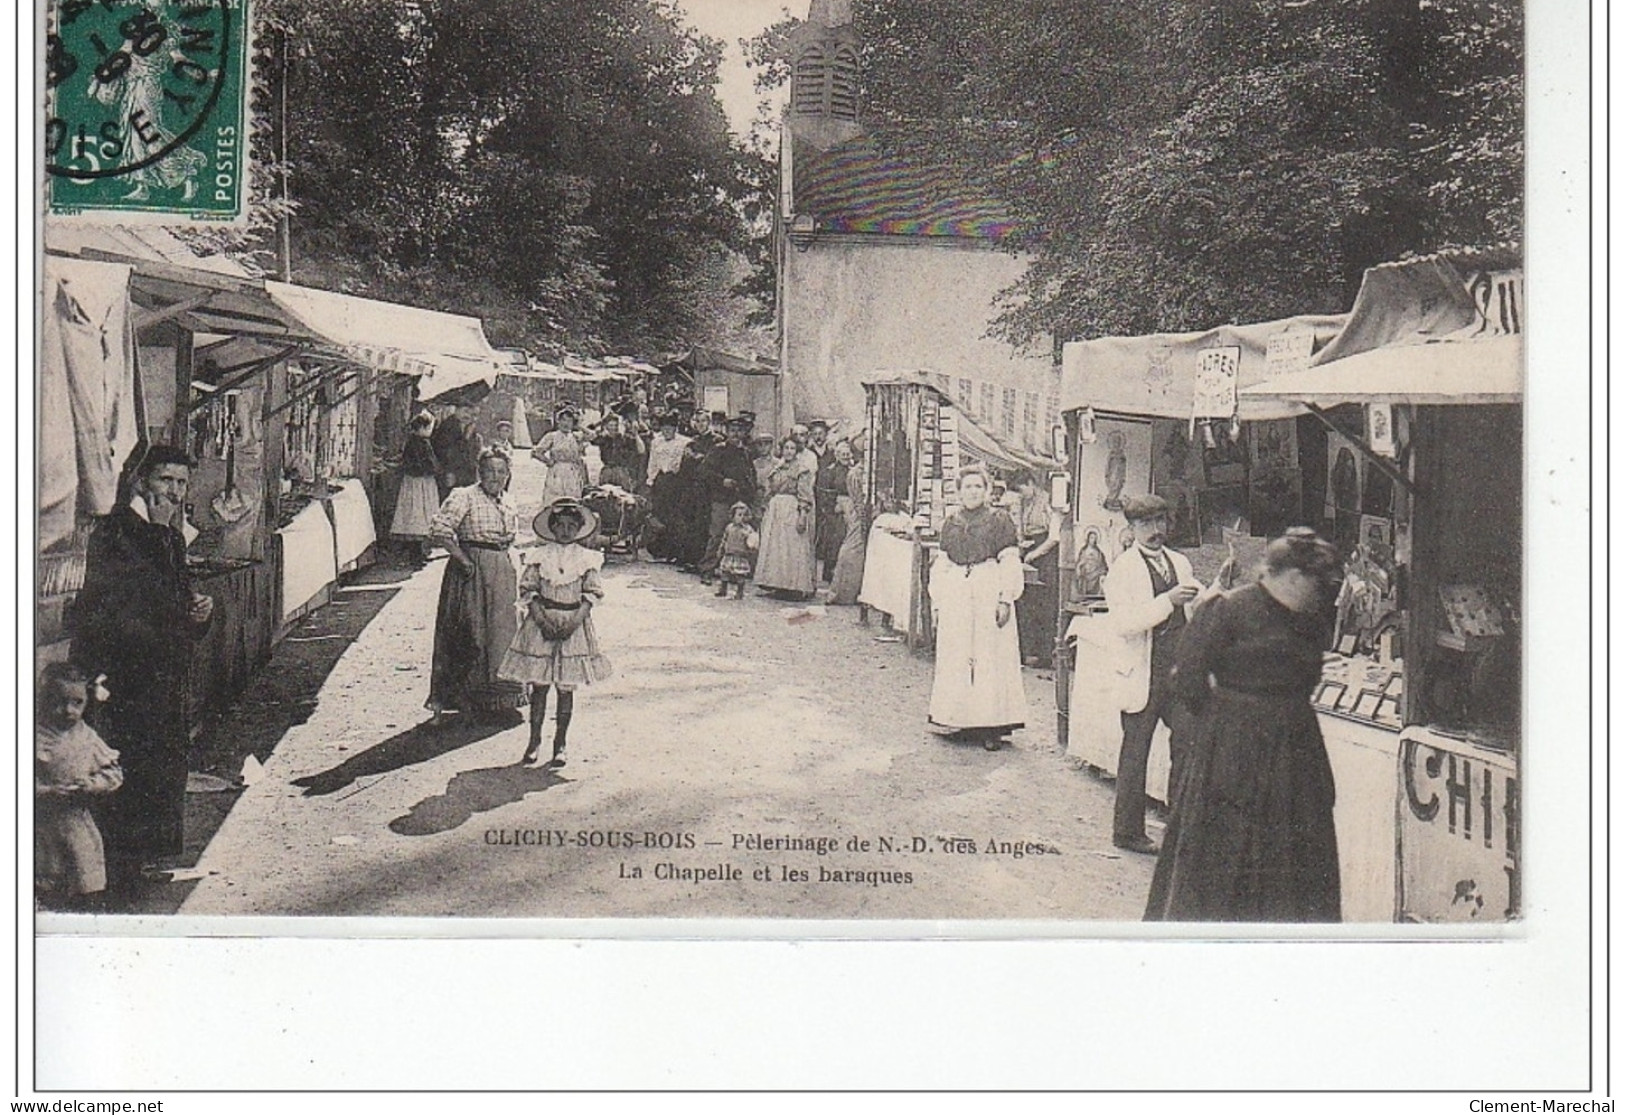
177,461,1156,921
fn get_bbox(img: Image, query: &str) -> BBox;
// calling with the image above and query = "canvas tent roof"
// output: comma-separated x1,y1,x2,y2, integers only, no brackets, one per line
1239,334,1521,406
862,372,1055,473
1059,315,1348,421
675,346,780,377
265,282,504,399
1242,248,1524,408
47,227,506,396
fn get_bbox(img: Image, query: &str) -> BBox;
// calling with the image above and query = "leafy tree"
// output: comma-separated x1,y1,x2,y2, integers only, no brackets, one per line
750,0,1522,346
225,0,769,355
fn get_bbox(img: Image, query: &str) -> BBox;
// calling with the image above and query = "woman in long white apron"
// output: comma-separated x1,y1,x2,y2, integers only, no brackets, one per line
928,464,1028,750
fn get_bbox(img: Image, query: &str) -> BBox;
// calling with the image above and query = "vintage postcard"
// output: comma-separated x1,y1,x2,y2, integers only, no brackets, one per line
23,0,1595,1096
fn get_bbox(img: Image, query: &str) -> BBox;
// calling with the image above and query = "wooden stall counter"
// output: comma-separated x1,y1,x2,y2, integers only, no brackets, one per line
858,521,916,634
188,556,280,728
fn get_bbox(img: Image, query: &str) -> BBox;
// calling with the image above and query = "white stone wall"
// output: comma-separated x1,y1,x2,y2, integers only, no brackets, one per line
781,234,1059,452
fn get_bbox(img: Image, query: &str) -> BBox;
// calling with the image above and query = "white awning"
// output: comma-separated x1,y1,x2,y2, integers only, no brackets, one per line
1059,315,1347,421
1240,334,1523,407
264,282,504,398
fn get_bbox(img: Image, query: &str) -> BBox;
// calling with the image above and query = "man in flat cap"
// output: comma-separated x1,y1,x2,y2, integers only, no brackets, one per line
1101,494,1200,854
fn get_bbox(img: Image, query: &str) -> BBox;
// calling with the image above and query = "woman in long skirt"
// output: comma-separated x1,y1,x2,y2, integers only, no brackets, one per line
533,407,588,505
1011,471,1061,666
1145,528,1344,922
827,442,868,605
928,464,1027,750
754,436,817,598
669,441,714,570
427,452,525,722
390,412,441,563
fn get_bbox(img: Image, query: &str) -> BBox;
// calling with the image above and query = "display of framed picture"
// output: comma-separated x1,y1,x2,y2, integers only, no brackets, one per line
1249,469,1304,539
1196,483,1249,546
1150,419,1203,547
1249,418,1299,471
1360,514,1394,562
1367,403,1396,457
1076,416,1151,520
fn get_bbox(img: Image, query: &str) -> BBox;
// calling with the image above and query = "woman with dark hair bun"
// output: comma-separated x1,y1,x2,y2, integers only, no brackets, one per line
1145,527,1346,922
426,450,525,723
926,463,1027,750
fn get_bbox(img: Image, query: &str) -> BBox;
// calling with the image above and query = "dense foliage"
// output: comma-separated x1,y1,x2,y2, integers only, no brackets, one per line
236,0,771,355
750,0,1523,346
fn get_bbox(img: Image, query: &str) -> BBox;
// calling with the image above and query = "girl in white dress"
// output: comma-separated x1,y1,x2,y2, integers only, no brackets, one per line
499,500,613,767
532,408,588,505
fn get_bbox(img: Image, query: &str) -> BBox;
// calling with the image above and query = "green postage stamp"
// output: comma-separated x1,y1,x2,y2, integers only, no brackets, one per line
46,0,251,224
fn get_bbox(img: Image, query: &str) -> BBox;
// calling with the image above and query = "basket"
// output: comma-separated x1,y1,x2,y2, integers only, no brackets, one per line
529,600,586,641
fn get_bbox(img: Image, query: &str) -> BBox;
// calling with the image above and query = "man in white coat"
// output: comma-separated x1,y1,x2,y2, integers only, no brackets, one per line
1102,495,1199,854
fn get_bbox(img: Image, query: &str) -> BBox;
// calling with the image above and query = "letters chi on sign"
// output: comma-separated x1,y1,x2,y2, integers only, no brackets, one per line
1398,733,1520,922
46,0,251,225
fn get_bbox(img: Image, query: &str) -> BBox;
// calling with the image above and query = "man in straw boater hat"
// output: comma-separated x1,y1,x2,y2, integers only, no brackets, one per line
1100,493,1204,855
499,499,613,769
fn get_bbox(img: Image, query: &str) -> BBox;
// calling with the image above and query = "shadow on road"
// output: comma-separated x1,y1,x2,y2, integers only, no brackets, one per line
292,715,513,797
113,562,420,916
389,763,568,836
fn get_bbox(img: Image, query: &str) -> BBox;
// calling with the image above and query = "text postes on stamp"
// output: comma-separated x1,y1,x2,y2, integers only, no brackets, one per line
46,0,250,225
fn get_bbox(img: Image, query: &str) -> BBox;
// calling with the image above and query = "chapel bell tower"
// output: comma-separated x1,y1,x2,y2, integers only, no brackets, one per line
787,0,863,150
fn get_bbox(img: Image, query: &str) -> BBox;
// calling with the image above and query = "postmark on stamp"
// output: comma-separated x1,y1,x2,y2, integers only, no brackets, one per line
46,0,251,224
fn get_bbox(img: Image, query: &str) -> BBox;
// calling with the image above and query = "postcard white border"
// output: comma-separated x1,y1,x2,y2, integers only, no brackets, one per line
13,0,1603,1098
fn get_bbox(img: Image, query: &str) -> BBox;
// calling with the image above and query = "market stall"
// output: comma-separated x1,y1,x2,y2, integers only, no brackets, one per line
675,347,783,436
41,227,508,734
1242,254,1523,922
859,374,1056,646
1052,312,1442,920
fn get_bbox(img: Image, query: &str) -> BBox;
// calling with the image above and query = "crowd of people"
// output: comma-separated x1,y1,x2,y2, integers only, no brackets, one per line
39,392,1349,925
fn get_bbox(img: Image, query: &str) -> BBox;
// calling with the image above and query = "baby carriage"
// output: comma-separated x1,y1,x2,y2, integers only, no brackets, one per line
584,483,648,559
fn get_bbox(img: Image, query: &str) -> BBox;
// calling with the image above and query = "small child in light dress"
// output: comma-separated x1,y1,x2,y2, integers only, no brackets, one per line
35,663,123,911
715,501,759,599
499,499,613,768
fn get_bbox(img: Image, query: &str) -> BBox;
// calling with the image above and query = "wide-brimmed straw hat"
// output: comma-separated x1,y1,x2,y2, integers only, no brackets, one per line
532,498,599,544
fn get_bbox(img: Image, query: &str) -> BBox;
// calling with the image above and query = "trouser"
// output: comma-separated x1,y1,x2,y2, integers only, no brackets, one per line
699,501,732,572
1114,671,1182,842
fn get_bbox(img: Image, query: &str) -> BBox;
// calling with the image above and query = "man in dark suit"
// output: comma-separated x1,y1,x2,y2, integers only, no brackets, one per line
431,402,483,500
698,416,760,580
69,446,214,895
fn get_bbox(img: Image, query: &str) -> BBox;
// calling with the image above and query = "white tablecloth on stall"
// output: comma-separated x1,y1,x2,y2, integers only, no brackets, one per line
859,528,915,632
328,479,376,571
279,499,338,621
1065,613,1171,801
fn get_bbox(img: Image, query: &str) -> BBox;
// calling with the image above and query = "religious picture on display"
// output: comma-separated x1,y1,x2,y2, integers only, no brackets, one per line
1249,418,1299,472
1150,419,1202,547
1074,417,1151,561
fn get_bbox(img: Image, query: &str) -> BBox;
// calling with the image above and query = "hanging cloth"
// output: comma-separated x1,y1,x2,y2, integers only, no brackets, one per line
40,257,138,551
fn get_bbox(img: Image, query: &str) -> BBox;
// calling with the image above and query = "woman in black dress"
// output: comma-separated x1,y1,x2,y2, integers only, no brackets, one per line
1145,528,1344,922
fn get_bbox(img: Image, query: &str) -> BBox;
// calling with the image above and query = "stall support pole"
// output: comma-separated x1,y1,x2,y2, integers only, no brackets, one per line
1302,403,1416,496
